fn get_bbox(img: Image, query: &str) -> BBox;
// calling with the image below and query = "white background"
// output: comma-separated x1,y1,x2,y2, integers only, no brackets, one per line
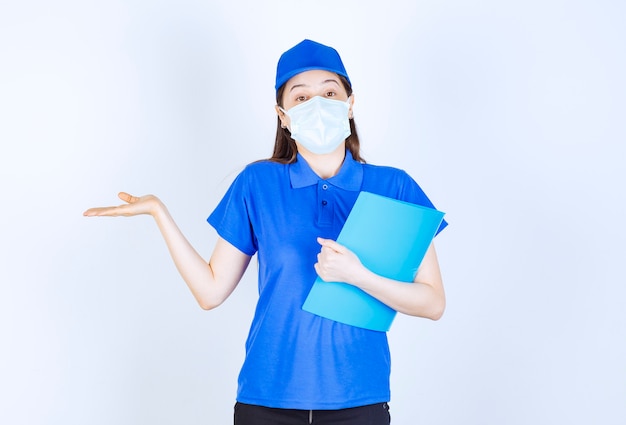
1,1,625,424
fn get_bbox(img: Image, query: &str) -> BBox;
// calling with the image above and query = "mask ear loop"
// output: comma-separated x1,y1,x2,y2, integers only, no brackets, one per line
346,95,354,119
277,106,289,129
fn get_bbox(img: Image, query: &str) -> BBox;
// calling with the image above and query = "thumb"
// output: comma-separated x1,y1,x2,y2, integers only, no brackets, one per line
317,237,346,253
118,192,137,204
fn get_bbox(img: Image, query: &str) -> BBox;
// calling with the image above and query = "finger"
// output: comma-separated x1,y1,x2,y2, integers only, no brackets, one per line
313,263,328,282
83,208,98,216
318,246,335,260
118,192,137,204
316,237,345,253
83,206,122,217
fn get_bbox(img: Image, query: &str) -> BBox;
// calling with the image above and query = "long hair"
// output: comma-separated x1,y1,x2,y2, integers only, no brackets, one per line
269,75,365,164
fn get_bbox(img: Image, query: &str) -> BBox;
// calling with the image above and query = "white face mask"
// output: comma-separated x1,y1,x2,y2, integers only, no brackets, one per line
281,96,352,155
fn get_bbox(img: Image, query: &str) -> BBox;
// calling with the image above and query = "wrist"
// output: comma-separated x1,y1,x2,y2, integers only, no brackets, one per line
350,265,376,289
150,196,168,219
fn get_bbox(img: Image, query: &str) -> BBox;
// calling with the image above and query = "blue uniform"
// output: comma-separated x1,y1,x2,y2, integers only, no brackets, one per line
208,151,447,410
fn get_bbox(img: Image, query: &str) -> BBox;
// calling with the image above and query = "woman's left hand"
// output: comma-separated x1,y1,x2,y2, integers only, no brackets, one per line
314,237,366,285
315,238,446,320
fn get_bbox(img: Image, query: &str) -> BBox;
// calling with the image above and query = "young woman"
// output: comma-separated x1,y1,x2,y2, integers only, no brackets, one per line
84,39,447,425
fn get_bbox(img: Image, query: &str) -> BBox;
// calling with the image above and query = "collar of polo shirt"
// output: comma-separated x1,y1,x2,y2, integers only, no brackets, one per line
289,151,363,190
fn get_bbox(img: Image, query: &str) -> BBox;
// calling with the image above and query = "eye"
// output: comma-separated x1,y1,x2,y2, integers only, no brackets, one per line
325,91,336,97
295,95,308,102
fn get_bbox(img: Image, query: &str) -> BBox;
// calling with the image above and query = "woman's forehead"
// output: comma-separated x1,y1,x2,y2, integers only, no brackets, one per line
285,70,341,90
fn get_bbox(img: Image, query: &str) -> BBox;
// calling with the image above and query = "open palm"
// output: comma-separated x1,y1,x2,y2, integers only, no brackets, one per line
83,192,161,217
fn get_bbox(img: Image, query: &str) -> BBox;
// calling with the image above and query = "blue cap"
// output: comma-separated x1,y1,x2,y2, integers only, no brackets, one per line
275,39,351,91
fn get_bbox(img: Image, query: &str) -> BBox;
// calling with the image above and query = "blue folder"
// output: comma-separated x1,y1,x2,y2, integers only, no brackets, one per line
302,191,445,332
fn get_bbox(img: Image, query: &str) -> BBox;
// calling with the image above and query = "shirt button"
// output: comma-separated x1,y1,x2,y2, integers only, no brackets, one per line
322,200,328,206
322,184,328,190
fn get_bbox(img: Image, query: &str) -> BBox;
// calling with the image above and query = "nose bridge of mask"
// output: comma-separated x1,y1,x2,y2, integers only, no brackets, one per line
289,96,347,114
284,96,349,133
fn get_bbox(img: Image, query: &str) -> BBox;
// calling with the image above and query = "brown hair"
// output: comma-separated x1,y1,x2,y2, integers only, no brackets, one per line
269,75,365,164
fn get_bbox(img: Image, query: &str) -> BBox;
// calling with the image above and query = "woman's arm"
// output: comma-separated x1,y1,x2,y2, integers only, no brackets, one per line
314,238,445,320
84,192,251,310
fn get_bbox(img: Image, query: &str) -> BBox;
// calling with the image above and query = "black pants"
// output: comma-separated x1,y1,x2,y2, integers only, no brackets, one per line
234,402,391,425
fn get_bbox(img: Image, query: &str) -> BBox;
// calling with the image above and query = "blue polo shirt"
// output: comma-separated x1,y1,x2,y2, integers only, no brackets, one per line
208,151,447,410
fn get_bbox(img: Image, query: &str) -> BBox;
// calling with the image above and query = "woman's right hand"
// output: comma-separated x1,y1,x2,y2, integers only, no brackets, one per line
83,192,163,218
83,191,251,310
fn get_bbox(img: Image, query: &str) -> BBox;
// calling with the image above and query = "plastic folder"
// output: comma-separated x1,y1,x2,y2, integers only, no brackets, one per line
302,191,445,332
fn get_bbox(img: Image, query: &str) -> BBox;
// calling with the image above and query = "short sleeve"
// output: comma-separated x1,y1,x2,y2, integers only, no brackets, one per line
207,171,258,256
397,170,448,236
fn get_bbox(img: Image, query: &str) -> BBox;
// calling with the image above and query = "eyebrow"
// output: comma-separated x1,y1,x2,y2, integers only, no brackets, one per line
289,78,341,93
